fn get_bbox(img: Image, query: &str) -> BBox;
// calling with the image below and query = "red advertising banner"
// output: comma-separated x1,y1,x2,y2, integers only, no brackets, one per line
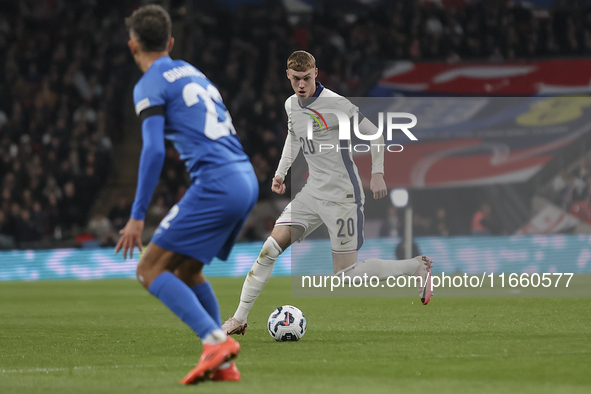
353,96,591,188
370,59,591,96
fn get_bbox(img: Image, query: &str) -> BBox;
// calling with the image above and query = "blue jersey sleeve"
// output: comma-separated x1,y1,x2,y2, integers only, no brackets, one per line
133,76,166,117
130,115,166,221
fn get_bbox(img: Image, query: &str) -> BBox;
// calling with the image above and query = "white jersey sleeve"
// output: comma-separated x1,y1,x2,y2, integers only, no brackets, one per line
275,97,300,181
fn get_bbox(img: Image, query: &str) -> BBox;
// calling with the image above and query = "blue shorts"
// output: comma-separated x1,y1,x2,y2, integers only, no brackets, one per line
151,162,258,264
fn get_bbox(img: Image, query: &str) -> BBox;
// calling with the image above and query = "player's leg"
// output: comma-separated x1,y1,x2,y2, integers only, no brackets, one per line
149,169,256,384
182,168,258,383
225,195,321,333
332,251,422,280
335,254,433,305
175,261,221,326
137,244,238,381
324,201,434,304
137,245,239,385
238,225,294,323
137,244,226,342
174,262,240,381
173,260,240,385
225,224,304,333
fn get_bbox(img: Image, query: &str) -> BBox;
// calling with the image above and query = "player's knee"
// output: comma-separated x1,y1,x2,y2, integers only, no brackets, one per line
174,263,205,287
136,260,151,289
270,225,299,250
136,253,160,289
258,236,283,266
136,266,148,289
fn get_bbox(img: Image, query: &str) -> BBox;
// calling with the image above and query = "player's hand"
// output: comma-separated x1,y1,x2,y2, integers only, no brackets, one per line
114,218,144,260
271,176,286,195
370,173,387,199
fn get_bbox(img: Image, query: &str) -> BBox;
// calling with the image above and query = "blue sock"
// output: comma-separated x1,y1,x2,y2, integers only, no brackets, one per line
149,272,219,338
192,281,221,326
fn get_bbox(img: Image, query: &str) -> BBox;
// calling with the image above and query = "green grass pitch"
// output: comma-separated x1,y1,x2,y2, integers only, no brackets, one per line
1,277,590,394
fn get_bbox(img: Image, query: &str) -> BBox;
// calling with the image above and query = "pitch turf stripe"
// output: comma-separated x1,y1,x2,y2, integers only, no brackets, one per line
3,350,587,374
0,363,195,374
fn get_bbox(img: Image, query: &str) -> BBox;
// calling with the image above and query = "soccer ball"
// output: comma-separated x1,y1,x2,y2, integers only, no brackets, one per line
267,305,307,341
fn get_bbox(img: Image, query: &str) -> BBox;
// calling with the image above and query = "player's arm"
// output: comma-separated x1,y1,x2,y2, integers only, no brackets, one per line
115,112,166,259
273,99,300,195
357,114,387,199
272,130,299,194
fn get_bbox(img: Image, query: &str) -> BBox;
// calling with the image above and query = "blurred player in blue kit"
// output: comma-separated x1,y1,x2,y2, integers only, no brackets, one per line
115,5,257,384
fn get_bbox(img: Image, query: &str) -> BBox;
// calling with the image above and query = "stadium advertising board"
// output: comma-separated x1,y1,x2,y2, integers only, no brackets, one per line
349,96,591,188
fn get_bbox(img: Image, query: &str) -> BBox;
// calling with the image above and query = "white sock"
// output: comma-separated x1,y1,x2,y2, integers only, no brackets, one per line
337,258,419,281
233,237,283,323
202,328,227,345
219,362,231,370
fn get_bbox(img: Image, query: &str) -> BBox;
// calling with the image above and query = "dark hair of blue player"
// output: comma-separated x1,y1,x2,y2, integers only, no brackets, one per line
125,5,171,52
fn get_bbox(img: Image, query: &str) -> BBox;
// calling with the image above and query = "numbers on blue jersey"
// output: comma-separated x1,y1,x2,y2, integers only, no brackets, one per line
299,137,315,155
160,205,180,230
182,82,237,140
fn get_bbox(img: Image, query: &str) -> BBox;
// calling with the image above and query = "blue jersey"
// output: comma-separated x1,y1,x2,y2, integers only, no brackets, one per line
133,56,249,179
130,56,258,262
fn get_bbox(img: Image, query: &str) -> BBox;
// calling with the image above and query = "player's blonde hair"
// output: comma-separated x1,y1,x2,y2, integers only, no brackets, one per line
287,50,316,71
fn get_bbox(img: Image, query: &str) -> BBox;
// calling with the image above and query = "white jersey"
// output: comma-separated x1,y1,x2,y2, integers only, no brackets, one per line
276,84,364,204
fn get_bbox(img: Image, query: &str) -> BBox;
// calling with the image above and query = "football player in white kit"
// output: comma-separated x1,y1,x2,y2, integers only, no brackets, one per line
223,51,433,335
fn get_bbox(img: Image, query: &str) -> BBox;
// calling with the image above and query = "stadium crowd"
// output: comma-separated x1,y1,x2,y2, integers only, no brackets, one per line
551,156,591,225
2,0,591,248
379,0,591,62
0,0,134,247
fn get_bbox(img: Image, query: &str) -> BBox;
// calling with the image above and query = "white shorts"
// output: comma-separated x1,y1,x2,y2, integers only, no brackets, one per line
276,191,365,253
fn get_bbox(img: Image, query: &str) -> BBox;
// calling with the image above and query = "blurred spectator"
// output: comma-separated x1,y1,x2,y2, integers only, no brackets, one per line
380,206,400,238
87,212,117,247
471,203,492,236
15,209,39,243
59,182,84,230
569,174,591,225
552,170,568,197
395,240,421,260
571,158,589,180
0,210,15,249
76,166,100,212
413,214,433,236
146,196,168,227
583,175,591,202
561,174,586,211
31,201,46,237
46,193,61,234
434,207,450,236
109,197,131,232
